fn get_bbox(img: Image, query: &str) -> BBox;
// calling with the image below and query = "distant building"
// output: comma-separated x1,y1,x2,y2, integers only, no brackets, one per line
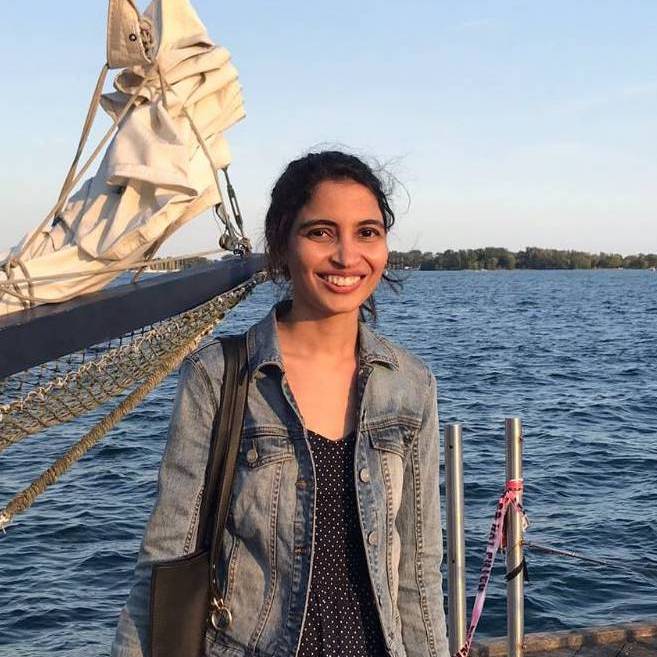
137,256,210,272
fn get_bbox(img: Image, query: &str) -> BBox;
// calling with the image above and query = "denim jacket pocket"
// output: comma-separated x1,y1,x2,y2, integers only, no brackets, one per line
367,417,421,457
238,426,294,469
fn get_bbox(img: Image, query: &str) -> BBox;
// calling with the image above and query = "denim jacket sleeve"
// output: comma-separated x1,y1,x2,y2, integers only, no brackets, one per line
110,355,217,657
396,368,449,657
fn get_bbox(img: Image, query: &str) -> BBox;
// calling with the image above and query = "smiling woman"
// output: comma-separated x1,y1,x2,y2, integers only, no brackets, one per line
111,150,449,657
264,150,402,323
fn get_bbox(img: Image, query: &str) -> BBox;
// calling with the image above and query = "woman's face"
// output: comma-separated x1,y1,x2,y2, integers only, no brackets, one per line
285,178,388,318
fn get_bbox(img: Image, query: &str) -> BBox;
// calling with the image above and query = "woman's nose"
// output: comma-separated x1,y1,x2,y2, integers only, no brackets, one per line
331,236,360,266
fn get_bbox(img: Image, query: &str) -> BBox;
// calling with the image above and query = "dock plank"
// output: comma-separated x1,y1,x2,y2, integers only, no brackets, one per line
471,620,657,657
529,638,657,657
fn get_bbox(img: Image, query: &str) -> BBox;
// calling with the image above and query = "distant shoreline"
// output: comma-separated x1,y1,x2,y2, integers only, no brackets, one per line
143,249,657,273
388,247,657,271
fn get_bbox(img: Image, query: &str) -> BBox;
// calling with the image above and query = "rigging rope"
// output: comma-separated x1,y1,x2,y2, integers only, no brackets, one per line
0,333,199,532
524,541,657,585
53,63,111,221
158,68,250,255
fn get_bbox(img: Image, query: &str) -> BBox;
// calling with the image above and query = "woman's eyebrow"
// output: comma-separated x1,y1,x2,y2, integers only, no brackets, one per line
297,218,385,229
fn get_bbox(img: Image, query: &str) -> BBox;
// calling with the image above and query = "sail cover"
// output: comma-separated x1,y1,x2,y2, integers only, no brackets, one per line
0,0,245,316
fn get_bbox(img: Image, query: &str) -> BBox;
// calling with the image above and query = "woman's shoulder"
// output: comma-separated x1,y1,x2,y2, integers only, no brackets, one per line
366,325,435,387
182,337,228,403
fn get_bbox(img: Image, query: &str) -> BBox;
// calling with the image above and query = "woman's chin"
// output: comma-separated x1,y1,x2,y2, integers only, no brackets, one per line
315,291,371,315
289,291,363,317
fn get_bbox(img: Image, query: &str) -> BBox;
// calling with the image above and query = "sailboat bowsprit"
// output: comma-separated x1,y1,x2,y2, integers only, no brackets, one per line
0,255,266,382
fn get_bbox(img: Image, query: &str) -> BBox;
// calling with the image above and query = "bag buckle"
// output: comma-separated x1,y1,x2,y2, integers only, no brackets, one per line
210,596,232,630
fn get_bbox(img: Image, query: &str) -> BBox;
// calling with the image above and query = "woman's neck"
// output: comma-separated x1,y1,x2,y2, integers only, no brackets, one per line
275,299,359,363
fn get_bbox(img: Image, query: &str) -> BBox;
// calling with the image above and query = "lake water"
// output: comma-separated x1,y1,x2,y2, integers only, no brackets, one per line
1,270,656,656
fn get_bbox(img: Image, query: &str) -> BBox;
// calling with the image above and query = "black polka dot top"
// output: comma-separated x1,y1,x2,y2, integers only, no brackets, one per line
297,428,388,657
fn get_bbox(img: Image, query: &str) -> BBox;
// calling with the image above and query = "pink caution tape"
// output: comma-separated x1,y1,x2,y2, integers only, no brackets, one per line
453,479,527,657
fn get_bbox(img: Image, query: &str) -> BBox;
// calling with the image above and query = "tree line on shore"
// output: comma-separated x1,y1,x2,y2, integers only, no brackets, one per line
388,247,657,271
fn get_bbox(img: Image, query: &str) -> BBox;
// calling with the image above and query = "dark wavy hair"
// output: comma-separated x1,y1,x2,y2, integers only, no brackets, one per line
264,150,403,323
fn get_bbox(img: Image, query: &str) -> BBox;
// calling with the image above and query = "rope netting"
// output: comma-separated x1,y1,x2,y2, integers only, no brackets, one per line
0,270,268,530
0,270,268,452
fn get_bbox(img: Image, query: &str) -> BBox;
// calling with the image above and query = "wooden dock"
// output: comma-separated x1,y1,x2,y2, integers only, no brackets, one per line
472,621,657,657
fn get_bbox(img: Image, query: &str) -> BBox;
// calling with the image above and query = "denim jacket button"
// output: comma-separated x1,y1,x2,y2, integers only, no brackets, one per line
246,448,258,464
367,530,378,546
359,467,370,483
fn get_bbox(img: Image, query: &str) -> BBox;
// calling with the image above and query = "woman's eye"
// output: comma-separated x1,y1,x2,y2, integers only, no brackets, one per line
360,228,381,238
306,227,382,239
308,228,331,238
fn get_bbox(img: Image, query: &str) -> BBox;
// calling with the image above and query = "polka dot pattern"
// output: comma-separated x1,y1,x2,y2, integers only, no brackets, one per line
297,429,387,657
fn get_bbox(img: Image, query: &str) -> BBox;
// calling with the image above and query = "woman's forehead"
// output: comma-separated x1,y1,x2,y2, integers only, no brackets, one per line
300,179,382,219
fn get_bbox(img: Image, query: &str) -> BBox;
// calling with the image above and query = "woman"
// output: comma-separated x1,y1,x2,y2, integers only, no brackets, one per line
112,151,449,657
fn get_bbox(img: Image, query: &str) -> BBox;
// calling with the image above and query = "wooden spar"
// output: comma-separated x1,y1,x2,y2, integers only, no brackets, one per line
472,621,657,657
0,253,266,379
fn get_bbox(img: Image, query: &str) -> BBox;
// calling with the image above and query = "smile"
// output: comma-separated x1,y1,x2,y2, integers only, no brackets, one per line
316,273,365,291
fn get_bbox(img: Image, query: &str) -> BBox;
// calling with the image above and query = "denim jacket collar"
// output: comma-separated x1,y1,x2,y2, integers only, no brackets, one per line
246,299,399,381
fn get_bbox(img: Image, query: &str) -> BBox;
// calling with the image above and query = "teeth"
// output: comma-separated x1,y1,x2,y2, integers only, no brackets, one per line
321,274,361,287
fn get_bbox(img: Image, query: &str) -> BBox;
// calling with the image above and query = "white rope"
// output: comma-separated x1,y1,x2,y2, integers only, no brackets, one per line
156,66,239,244
53,63,110,220
7,71,148,265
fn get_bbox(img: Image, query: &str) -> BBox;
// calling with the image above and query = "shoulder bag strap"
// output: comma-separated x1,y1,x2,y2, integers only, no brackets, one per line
209,333,248,598
195,333,248,552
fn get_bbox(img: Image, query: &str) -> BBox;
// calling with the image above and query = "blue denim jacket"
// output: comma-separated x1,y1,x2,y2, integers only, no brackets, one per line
111,299,448,657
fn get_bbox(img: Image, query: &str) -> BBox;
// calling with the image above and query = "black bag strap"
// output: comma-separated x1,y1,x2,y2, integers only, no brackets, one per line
195,333,248,558
209,334,248,602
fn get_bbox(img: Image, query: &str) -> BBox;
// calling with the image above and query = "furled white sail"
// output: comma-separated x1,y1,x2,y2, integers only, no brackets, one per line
0,0,246,317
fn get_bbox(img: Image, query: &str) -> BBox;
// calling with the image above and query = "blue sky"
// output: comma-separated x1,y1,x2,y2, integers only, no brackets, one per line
1,1,656,256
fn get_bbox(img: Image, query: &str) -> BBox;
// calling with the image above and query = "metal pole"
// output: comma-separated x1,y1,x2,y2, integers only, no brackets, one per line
505,417,524,657
445,423,466,655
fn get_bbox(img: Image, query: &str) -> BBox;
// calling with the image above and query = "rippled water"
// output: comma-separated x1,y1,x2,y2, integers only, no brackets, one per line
1,270,656,655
